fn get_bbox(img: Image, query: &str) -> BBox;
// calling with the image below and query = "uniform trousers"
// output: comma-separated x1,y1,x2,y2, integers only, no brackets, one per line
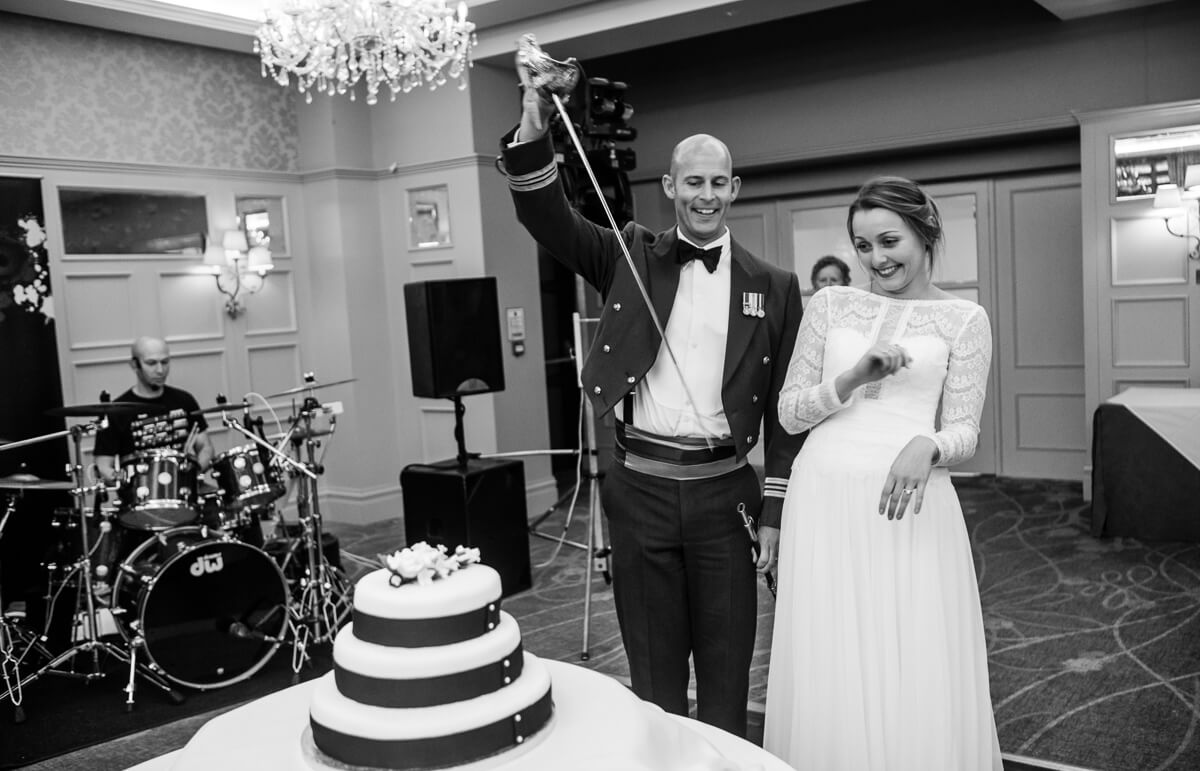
600,459,762,738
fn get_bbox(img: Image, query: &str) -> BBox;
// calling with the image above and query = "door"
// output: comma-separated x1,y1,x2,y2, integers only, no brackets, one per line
993,172,1087,479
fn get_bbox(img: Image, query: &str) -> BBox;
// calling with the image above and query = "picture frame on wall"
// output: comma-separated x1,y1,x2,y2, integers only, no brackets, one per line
408,185,452,249
235,195,289,257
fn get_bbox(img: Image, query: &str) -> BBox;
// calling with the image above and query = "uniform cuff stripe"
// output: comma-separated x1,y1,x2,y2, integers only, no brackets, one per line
507,161,557,191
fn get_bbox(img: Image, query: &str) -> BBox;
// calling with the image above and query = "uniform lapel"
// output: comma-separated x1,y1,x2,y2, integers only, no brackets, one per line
723,240,769,388
647,228,682,328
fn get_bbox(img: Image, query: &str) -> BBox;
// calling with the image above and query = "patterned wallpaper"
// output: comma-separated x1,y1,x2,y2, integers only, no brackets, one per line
0,13,299,172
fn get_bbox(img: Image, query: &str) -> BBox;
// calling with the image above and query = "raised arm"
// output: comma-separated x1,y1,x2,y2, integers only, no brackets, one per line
777,289,848,433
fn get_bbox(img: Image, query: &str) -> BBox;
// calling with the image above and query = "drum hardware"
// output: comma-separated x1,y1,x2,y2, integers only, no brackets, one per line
264,375,356,399
45,400,171,418
216,389,351,677
1,492,58,724
2,416,184,714
0,473,75,491
116,448,201,531
109,525,288,689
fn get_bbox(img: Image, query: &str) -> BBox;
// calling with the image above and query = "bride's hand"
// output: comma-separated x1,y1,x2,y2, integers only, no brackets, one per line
835,343,912,402
879,436,938,521
854,343,911,384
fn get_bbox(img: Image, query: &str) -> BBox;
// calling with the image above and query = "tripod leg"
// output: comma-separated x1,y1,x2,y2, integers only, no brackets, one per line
581,476,599,662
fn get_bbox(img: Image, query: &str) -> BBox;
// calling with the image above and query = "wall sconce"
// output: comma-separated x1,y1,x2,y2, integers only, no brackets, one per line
203,230,273,317
1152,178,1200,261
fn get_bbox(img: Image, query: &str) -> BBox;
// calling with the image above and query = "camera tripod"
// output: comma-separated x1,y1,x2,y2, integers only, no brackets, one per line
528,313,611,661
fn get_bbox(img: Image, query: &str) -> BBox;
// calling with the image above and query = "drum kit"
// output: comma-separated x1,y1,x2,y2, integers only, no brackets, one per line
0,375,356,722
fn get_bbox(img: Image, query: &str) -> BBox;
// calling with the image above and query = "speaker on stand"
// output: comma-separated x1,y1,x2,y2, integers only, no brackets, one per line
401,277,531,596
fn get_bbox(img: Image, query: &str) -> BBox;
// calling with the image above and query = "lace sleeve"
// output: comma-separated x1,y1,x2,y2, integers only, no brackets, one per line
778,289,847,434
932,305,993,466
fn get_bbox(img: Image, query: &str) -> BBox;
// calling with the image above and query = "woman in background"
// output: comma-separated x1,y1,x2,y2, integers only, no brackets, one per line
809,254,851,291
764,176,1002,770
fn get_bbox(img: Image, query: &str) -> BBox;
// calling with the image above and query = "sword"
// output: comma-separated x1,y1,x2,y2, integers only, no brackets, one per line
738,502,776,597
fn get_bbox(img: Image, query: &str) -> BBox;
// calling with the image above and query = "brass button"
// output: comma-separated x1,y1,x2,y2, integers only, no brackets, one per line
752,394,758,403
613,303,622,311
602,345,611,353
747,435,755,443
593,386,602,394
627,376,636,384
762,356,770,365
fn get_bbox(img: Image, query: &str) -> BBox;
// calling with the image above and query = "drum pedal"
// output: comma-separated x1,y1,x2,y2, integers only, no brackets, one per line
72,608,119,641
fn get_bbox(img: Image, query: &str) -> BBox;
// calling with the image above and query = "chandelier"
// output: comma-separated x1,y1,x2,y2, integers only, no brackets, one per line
255,0,477,105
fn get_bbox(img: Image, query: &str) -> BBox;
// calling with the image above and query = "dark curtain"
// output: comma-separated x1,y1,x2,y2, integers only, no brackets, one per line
0,176,70,614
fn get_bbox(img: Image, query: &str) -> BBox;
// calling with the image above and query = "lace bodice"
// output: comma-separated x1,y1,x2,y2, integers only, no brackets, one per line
779,285,992,467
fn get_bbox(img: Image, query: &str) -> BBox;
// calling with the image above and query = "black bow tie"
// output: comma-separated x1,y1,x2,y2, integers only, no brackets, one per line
676,241,721,273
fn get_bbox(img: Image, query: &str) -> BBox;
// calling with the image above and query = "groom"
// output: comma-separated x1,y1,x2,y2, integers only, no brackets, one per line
501,80,806,737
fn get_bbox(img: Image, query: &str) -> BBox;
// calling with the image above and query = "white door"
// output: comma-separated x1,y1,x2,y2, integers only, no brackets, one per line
993,173,1087,479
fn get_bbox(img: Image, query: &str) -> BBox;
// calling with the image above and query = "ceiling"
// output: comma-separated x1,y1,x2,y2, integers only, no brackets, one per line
0,0,1181,66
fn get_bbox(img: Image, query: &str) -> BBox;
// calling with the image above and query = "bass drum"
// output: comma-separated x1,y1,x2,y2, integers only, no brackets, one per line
112,526,289,689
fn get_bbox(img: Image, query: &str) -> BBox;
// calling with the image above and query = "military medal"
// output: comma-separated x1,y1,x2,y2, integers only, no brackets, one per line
743,291,765,318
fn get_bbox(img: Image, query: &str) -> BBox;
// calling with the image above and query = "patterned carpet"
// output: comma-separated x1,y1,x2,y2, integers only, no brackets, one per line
966,477,1200,771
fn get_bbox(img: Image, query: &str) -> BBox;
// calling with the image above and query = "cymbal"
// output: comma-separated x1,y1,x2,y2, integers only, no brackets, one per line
191,401,247,417
0,473,74,491
47,401,170,418
266,378,356,399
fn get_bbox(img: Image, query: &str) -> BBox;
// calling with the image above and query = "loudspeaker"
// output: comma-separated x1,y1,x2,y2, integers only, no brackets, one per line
400,458,532,597
405,277,505,398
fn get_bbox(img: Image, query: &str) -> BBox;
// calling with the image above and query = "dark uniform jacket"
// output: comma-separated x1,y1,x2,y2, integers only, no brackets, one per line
502,130,806,527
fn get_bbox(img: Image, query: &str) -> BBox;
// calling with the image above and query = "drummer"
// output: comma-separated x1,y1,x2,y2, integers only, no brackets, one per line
93,336,213,481
91,337,213,597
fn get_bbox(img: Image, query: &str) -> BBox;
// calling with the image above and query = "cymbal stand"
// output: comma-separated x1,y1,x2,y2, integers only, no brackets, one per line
281,395,351,675
1,423,182,712
0,492,55,723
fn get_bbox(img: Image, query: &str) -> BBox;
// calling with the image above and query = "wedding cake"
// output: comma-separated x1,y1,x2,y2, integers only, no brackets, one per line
307,543,554,770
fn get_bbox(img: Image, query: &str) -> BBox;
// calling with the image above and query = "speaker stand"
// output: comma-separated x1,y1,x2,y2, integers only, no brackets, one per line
450,395,478,468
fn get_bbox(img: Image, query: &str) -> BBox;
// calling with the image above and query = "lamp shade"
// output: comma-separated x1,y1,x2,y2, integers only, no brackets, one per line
1153,183,1183,210
247,245,273,270
1184,164,1200,193
204,237,228,267
222,229,250,253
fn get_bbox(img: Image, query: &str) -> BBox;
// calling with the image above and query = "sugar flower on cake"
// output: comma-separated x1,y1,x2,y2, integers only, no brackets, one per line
382,541,481,587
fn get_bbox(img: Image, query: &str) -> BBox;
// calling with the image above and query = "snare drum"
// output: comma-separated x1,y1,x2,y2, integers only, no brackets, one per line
117,449,199,531
112,526,288,689
209,444,285,509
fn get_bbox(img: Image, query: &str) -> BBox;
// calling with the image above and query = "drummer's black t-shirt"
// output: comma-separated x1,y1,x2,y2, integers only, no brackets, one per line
92,385,208,460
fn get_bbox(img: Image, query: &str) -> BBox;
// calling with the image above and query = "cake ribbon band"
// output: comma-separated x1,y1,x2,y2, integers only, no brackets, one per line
352,601,502,647
334,642,525,707
310,690,554,769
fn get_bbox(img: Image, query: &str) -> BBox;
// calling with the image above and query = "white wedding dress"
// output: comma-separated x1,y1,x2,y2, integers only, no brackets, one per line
763,286,1003,771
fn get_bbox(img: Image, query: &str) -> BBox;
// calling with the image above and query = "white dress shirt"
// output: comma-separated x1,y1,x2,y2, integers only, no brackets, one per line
622,228,732,439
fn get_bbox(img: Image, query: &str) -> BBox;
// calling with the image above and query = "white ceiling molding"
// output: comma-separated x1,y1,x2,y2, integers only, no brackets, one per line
0,0,1184,59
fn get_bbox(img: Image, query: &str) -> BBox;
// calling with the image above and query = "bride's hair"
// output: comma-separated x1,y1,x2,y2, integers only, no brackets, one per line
846,176,944,266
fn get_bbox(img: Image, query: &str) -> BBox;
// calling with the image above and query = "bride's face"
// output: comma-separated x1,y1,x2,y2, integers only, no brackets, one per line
851,208,931,298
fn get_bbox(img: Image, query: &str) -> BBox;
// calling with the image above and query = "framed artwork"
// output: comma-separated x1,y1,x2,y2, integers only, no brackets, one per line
58,188,207,255
408,185,452,249
235,195,289,256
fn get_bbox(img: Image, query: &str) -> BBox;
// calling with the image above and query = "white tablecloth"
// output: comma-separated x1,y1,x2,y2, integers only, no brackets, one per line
1107,387,1200,472
125,659,792,771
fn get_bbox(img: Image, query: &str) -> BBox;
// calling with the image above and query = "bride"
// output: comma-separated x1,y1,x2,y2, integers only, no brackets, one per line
762,176,1003,770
